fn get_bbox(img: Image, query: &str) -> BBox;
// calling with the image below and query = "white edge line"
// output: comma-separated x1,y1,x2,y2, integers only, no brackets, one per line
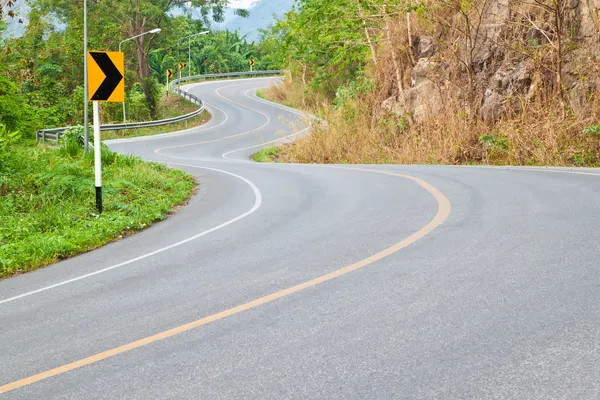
103,76,279,145
104,101,229,145
220,88,313,160
0,164,262,306
222,127,310,160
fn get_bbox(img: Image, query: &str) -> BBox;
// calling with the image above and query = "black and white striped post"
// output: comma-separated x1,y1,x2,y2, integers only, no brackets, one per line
87,51,125,214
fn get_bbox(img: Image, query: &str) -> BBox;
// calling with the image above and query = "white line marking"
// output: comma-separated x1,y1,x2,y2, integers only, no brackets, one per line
246,88,307,117
517,167,600,176
222,127,310,160
220,88,312,160
0,165,262,306
104,101,230,145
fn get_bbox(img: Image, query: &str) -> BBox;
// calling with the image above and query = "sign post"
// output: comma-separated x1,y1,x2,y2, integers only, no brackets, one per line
178,63,185,99
249,58,255,72
167,69,173,96
87,51,125,214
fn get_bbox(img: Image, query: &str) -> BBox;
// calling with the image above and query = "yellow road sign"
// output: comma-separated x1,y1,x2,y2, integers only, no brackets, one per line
168,69,173,79
249,58,255,66
87,51,124,102
178,62,185,70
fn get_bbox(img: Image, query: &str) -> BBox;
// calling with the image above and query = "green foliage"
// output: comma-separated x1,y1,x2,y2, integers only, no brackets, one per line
378,115,408,133
0,124,22,168
258,0,389,93
583,125,600,136
571,148,598,166
479,134,510,151
142,77,163,119
334,78,375,109
0,123,21,148
62,125,85,144
252,146,279,162
0,144,194,277
0,0,262,133
0,75,38,135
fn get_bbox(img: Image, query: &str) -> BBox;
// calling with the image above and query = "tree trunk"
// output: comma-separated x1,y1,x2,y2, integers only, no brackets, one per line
357,1,377,64
554,0,566,118
384,4,404,99
406,1,416,66
136,38,150,80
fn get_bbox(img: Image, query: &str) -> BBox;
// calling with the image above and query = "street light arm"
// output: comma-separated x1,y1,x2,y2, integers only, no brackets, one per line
178,31,210,41
119,29,162,52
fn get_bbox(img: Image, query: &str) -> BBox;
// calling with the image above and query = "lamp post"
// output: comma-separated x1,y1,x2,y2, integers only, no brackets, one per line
178,31,209,77
118,28,162,124
83,0,89,152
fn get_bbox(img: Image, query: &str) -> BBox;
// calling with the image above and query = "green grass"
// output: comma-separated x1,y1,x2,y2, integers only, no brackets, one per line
102,95,211,140
0,143,195,278
256,89,267,100
252,146,279,163
102,110,211,140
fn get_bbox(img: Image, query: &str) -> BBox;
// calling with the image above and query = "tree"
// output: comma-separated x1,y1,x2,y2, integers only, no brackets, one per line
36,0,248,104
90,0,248,81
525,0,570,116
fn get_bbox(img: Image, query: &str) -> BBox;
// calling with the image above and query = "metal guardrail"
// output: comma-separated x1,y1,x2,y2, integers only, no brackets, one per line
36,70,283,143
171,70,283,86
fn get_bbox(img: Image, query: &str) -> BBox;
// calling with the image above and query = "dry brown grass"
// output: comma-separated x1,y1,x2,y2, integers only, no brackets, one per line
268,80,600,167
263,77,329,112
261,0,600,167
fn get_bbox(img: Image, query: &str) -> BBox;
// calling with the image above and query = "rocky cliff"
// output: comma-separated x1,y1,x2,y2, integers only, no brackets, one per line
391,1,600,124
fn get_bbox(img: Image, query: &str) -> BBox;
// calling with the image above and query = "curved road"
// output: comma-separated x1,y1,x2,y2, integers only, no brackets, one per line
2,77,600,399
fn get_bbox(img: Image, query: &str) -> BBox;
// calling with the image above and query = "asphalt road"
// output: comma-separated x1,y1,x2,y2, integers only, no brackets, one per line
2,77,600,399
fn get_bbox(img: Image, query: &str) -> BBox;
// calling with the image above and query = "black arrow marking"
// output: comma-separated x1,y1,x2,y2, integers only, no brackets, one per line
90,52,123,101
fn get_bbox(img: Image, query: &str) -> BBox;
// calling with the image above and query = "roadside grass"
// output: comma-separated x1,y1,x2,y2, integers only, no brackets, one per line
255,89,297,110
252,146,279,162
253,79,600,167
0,143,195,278
101,95,211,140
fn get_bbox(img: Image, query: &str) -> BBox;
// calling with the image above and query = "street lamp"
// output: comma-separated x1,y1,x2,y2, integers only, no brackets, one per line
178,31,209,77
118,28,162,124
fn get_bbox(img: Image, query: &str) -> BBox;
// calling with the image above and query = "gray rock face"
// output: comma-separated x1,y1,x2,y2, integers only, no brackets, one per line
406,59,445,122
407,80,443,123
384,1,599,123
482,60,533,122
417,36,436,58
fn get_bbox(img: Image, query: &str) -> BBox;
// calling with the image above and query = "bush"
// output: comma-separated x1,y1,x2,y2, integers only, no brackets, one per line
142,77,163,119
0,123,22,169
0,123,21,152
0,75,38,136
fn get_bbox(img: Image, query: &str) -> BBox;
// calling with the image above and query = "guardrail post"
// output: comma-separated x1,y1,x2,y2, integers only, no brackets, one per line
42,131,46,144
36,130,39,142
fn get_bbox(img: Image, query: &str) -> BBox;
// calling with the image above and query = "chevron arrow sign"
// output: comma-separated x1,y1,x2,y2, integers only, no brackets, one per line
88,51,125,102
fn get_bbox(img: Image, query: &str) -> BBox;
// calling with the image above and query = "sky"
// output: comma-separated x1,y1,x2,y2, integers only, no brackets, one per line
228,0,261,9
2,0,288,40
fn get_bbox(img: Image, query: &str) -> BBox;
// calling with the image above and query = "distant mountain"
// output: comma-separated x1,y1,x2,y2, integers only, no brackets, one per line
216,0,295,42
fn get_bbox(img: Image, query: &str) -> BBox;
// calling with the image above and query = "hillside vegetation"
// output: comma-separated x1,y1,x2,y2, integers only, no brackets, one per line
1,0,281,276
261,0,600,166
0,141,194,278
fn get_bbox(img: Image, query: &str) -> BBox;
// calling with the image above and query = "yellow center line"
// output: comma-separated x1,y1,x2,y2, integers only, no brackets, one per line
0,168,451,394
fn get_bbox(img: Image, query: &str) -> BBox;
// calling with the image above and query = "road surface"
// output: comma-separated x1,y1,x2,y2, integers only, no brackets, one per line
1,77,600,399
